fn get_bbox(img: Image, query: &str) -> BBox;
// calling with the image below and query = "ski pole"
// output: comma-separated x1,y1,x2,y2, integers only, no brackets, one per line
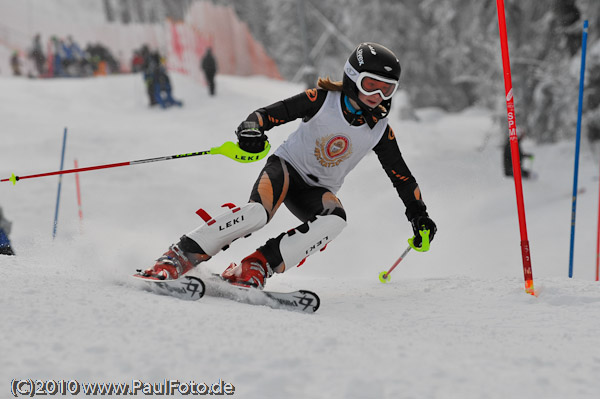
379,245,412,283
378,230,431,283
1,141,271,185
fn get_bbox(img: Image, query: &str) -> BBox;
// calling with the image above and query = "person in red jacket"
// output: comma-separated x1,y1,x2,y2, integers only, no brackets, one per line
143,43,437,288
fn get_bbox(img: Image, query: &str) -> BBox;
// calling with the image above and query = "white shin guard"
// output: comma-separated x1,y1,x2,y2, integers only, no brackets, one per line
279,214,347,271
186,202,267,256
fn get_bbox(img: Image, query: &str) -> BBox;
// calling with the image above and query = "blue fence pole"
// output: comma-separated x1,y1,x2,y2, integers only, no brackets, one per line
52,127,68,239
569,20,589,278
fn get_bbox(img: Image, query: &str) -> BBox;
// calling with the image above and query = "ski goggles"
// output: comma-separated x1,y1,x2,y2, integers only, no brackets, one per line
344,60,399,100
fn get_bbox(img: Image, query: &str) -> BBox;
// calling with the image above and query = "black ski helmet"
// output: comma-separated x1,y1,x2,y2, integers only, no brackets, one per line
342,42,401,118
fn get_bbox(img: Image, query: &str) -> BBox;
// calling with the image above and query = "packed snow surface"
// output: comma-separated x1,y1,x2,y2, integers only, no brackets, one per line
1,73,600,398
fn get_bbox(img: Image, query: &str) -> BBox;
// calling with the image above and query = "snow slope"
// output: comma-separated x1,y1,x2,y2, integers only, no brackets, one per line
1,73,600,399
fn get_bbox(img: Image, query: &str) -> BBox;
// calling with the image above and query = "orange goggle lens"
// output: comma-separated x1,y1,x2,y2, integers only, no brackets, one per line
360,76,397,97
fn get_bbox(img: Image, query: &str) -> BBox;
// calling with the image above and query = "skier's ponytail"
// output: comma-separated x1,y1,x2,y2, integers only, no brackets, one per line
317,77,343,91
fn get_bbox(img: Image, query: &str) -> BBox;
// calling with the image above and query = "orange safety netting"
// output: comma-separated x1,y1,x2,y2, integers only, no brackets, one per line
0,1,281,82
168,1,281,82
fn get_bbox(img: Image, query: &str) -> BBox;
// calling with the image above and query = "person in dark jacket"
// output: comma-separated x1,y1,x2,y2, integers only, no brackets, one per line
201,47,218,96
29,33,46,77
10,51,21,76
0,207,15,256
143,52,182,108
142,43,437,289
503,135,534,179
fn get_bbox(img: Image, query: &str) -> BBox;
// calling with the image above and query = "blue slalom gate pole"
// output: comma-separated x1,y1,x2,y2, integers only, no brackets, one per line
52,127,68,239
569,20,589,278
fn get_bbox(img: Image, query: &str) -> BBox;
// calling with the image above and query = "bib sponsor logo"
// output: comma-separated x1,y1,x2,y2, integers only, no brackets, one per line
314,134,352,167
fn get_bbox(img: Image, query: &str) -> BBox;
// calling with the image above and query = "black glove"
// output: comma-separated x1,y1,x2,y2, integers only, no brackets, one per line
410,215,437,248
235,121,267,153
405,200,437,250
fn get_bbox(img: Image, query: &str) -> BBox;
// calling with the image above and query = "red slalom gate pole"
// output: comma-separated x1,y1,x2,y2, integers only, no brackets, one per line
496,0,535,295
74,159,84,232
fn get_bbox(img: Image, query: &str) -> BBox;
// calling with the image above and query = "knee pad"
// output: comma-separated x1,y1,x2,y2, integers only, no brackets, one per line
186,202,268,256
277,214,347,271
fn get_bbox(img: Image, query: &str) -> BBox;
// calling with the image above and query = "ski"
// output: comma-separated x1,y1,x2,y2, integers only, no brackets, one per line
132,273,320,313
203,274,320,313
133,274,206,301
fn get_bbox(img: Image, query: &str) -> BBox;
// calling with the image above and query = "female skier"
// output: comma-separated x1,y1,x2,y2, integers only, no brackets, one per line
142,42,437,288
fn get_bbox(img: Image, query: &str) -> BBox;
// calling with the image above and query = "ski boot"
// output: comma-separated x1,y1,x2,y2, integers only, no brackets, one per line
221,250,273,289
142,243,210,280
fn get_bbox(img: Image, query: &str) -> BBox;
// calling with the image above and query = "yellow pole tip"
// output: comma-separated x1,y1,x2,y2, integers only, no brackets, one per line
525,281,538,297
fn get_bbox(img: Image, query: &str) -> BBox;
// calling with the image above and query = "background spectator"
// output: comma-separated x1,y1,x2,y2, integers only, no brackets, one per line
0,207,15,256
503,134,534,179
10,51,21,76
28,33,46,77
201,47,217,96
143,52,182,108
